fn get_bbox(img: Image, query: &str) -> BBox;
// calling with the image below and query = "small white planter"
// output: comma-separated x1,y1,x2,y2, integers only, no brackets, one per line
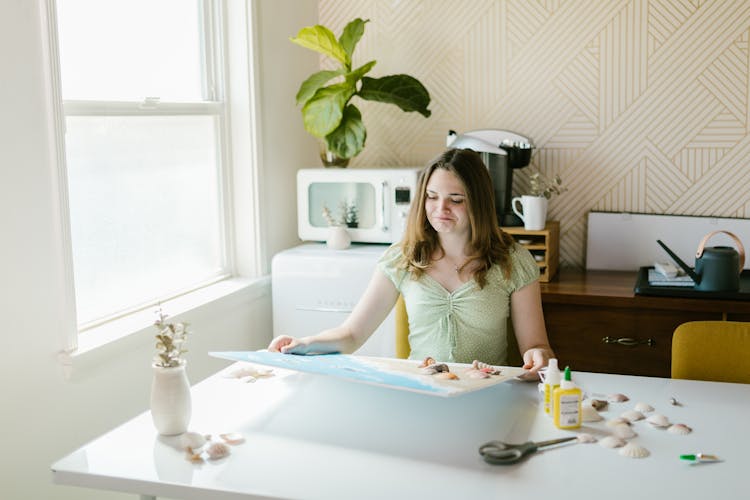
150,361,192,436
327,225,351,250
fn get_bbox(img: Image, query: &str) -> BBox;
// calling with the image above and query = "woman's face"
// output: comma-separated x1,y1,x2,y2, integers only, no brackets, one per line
424,168,470,235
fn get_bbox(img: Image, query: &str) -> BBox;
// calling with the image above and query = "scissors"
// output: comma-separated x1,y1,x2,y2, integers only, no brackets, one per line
479,436,578,465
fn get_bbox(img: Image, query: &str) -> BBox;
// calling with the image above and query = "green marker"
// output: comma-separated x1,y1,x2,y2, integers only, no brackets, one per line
679,453,721,463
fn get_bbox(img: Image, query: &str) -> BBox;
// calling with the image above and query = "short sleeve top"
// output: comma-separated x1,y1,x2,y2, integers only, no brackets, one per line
378,242,540,365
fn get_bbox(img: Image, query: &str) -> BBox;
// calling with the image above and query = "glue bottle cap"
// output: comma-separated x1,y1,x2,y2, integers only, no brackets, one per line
560,366,576,389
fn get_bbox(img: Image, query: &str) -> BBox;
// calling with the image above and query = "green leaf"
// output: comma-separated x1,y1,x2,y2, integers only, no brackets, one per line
302,83,355,137
344,60,376,86
326,105,366,159
290,25,347,65
339,18,369,64
296,69,344,106
359,75,432,117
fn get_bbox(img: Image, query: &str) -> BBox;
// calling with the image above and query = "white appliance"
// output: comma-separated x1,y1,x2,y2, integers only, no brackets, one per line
271,243,395,357
297,167,420,244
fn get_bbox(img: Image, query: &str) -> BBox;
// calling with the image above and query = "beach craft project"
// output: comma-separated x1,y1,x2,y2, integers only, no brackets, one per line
210,351,525,397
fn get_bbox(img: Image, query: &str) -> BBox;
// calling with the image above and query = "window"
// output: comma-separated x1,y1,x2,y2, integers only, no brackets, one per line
54,0,236,328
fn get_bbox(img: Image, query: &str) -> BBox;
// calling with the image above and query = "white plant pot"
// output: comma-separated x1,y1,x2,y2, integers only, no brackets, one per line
150,361,192,436
327,225,351,250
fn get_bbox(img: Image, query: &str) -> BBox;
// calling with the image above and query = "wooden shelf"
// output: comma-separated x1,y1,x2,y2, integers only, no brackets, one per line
501,221,559,282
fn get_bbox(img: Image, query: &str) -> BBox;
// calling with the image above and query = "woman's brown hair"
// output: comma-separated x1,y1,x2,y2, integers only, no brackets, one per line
399,148,516,287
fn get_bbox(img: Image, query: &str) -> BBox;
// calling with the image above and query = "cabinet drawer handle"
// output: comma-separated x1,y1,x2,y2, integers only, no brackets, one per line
601,336,654,347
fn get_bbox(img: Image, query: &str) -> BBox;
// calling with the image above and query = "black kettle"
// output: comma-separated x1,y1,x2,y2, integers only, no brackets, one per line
657,230,745,292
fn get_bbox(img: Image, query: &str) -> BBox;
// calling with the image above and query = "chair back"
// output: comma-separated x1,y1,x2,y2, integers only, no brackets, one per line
671,321,750,383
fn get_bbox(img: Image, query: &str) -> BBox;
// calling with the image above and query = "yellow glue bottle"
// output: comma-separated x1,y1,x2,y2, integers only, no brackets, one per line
553,366,582,429
543,358,561,416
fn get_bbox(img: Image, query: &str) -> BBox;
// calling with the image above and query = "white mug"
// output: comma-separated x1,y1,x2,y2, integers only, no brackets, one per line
512,195,548,231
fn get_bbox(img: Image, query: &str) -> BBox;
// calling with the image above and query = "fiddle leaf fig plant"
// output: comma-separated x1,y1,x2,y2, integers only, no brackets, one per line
291,18,431,160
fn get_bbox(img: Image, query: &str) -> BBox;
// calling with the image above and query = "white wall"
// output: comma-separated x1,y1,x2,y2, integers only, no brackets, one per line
0,1,316,499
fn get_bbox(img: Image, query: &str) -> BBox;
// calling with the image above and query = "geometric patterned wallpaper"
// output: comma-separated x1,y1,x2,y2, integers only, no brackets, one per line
319,0,750,267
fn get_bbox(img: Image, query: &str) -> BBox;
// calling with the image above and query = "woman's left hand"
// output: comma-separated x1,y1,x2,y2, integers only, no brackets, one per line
518,347,553,381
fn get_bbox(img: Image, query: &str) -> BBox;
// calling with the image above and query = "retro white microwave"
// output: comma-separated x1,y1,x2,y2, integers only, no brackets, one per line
297,167,421,244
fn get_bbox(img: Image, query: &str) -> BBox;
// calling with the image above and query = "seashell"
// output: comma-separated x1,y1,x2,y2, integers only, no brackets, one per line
589,399,608,411
599,436,626,448
225,365,273,380
667,423,692,435
420,367,438,375
646,413,670,428
634,402,654,413
219,432,245,445
472,360,501,375
618,442,650,458
669,397,681,406
179,432,208,451
434,371,459,380
582,406,603,422
185,450,204,463
620,410,645,422
612,423,637,439
607,393,629,403
465,369,490,379
419,356,436,368
206,442,231,460
431,363,450,373
576,433,597,443
606,417,630,427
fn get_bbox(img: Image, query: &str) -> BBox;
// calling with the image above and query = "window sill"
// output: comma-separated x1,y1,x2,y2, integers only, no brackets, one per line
58,276,271,379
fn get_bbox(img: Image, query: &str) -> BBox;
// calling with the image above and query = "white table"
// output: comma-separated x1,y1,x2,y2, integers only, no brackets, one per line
52,361,749,499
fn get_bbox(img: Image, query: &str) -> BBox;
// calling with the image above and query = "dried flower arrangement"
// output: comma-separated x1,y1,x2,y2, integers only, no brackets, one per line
153,308,189,368
322,201,358,228
529,172,566,199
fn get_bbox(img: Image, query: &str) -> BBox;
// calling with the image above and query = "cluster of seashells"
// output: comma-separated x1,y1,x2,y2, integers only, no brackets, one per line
575,393,692,459
179,431,246,463
417,357,502,381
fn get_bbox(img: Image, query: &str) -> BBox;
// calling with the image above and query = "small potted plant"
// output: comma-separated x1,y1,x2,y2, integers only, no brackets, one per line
150,308,192,435
513,172,566,230
321,203,354,249
290,18,431,165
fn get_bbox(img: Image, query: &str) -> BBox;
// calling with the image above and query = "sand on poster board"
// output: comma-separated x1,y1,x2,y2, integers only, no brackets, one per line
210,351,527,397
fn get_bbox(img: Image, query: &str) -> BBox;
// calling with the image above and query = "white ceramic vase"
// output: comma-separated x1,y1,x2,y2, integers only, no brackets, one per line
327,225,351,250
150,361,192,436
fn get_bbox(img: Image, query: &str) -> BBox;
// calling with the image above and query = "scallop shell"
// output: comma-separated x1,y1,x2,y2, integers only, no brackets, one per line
607,393,629,403
606,417,630,427
612,423,637,439
618,442,650,458
582,406,604,422
620,410,645,422
634,402,654,413
667,423,692,435
599,436,626,448
206,442,231,460
646,413,670,428
577,433,597,443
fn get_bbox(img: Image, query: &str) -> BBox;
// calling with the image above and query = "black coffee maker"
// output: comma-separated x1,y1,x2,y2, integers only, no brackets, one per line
446,129,534,226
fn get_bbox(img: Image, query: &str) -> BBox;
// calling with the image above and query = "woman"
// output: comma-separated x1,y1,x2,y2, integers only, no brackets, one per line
269,148,555,376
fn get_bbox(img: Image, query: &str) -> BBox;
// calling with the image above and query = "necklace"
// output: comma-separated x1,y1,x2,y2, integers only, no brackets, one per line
451,258,470,274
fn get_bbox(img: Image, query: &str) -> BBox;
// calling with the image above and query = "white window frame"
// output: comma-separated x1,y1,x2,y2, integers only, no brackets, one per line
41,0,264,361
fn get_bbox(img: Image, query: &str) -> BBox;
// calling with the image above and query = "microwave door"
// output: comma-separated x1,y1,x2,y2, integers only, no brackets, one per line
379,180,389,235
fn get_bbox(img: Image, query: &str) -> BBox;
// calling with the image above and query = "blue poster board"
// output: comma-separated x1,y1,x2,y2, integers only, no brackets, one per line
210,351,525,397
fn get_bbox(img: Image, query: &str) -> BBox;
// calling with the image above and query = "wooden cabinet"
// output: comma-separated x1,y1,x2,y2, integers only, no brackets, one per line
540,269,750,377
502,221,559,282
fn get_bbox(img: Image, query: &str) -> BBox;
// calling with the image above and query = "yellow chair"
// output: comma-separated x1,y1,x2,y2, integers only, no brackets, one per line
394,295,522,366
671,321,750,383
